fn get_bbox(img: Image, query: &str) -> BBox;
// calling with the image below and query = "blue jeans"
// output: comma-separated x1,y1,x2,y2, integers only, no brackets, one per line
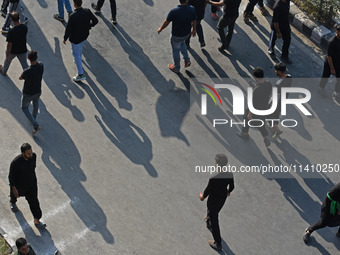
57,0,72,18
21,92,41,129
171,35,190,71
71,40,85,75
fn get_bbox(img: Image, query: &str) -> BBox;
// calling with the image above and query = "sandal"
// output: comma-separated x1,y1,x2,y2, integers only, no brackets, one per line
35,221,47,229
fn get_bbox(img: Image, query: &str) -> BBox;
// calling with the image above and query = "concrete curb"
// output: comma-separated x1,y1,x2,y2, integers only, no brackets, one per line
0,227,15,254
265,0,335,49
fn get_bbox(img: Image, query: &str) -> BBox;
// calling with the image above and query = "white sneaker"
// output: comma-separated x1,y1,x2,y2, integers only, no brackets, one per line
72,74,86,82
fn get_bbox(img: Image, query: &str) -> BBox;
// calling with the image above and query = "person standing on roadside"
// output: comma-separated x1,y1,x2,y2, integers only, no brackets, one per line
319,25,340,99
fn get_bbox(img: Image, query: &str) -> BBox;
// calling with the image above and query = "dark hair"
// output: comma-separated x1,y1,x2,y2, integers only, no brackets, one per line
337,25,340,31
179,0,187,3
10,11,19,22
15,237,27,249
73,0,82,7
28,50,38,62
215,153,228,167
252,67,264,78
274,62,286,73
21,143,31,153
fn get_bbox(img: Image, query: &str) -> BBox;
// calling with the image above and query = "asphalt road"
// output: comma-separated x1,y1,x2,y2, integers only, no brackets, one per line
0,0,339,254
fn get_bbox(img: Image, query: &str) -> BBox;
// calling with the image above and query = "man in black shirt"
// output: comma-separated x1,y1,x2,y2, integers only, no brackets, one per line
63,0,98,82
0,11,28,75
186,0,206,48
9,143,46,229
207,0,242,51
268,0,291,63
199,153,234,251
19,50,44,135
319,25,340,98
237,67,272,147
303,183,340,243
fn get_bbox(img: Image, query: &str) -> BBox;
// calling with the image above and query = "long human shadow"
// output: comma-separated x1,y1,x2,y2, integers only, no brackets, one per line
98,18,190,145
76,73,157,177
34,102,114,244
0,78,114,244
188,72,271,167
14,211,58,255
21,9,86,122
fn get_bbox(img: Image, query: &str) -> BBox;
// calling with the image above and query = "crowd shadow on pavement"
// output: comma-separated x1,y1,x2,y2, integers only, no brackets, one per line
142,0,154,7
32,101,114,244
99,18,190,145
76,73,157,177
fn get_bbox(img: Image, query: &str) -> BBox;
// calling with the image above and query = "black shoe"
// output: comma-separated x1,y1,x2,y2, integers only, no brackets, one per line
268,48,275,55
10,203,18,212
218,44,229,52
111,17,117,24
53,14,64,22
35,221,47,229
208,240,222,251
303,228,311,243
91,3,101,14
200,42,206,48
237,131,249,140
280,55,292,64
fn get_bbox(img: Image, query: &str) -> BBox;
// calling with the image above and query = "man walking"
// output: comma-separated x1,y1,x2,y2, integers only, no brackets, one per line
63,0,98,82
199,153,234,251
237,68,272,147
186,0,206,48
91,0,117,25
1,0,9,17
319,25,340,99
157,0,196,74
243,0,269,23
9,143,46,229
19,50,44,135
0,11,28,75
268,0,291,63
1,0,27,34
53,0,73,22
14,238,36,255
207,0,242,51
267,62,292,138
303,183,340,243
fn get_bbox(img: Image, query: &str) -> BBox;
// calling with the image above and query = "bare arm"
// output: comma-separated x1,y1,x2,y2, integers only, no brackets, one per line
158,20,170,34
327,56,336,75
6,42,12,63
207,0,225,7
274,23,282,38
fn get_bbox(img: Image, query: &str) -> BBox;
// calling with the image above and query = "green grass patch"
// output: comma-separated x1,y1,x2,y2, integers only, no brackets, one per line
0,234,12,255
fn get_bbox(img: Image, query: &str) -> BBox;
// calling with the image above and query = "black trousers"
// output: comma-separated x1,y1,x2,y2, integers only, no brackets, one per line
10,185,42,220
244,0,264,15
242,109,269,137
319,61,340,93
1,0,9,12
269,28,291,58
185,19,204,45
308,197,340,233
206,196,227,245
97,0,116,19
217,15,237,47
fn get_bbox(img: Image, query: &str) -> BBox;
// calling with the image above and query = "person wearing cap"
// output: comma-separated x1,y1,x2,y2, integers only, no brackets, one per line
319,25,340,99
303,183,340,243
199,153,234,251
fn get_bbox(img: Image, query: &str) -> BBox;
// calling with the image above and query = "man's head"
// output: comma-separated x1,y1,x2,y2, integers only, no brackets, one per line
336,25,340,39
252,67,264,79
179,0,188,4
73,0,82,8
274,62,286,76
10,11,19,23
16,238,29,255
215,153,228,167
21,143,33,160
28,50,38,63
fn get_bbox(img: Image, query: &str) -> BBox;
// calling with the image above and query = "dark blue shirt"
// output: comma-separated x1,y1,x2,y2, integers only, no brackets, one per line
166,5,196,37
